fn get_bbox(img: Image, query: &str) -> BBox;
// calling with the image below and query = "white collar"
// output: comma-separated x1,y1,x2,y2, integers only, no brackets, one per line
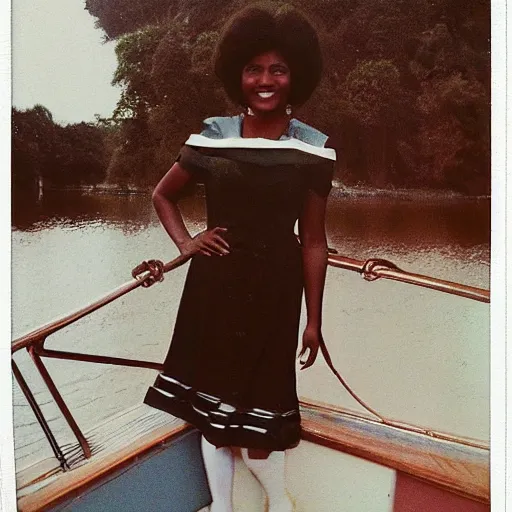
185,134,336,161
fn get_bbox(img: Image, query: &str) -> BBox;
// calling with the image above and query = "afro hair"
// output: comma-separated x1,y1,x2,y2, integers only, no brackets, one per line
214,2,323,107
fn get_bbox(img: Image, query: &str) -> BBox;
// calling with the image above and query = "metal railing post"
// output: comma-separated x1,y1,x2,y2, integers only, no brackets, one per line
28,345,92,459
12,360,69,470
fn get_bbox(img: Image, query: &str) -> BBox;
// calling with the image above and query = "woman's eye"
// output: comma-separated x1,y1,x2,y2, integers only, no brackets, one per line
272,67,289,75
244,66,259,74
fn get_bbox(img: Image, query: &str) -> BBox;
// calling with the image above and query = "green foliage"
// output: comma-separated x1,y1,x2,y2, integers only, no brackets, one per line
438,73,488,136
86,0,490,194
344,60,400,127
85,0,173,40
112,25,166,119
12,106,108,193
106,21,227,186
414,72,489,193
53,123,108,185
12,105,56,191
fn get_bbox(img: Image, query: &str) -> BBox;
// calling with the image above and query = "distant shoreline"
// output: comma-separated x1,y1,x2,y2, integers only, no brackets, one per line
45,183,490,200
331,183,490,201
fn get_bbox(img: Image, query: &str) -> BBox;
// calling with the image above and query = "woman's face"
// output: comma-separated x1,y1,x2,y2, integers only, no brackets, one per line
241,50,291,115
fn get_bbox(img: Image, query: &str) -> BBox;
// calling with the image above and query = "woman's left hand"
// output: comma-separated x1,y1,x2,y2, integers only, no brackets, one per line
299,325,322,370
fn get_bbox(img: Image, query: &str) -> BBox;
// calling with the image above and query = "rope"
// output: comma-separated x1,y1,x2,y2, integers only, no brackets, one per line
319,336,487,448
319,337,386,422
360,258,402,282
132,259,165,287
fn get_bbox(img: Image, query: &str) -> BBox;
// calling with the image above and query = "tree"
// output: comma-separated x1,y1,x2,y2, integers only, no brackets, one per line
53,123,108,186
85,0,173,40
112,24,166,120
409,23,490,193
12,106,109,193
12,105,57,193
107,21,227,186
84,0,490,193
342,60,411,187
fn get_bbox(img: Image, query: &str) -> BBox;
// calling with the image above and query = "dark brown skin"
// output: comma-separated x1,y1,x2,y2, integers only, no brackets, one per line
152,50,329,459
241,50,292,140
152,167,230,257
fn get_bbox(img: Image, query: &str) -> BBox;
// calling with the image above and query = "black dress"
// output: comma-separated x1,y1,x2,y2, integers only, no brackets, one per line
144,118,334,450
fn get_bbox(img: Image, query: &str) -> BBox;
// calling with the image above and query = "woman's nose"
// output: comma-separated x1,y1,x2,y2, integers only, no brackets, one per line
258,70,273,86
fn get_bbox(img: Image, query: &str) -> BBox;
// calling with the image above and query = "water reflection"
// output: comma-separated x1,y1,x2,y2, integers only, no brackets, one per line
12,189,211,235
13,189,490,255
11,188,491,463
326,190,490,253
12,191,154,234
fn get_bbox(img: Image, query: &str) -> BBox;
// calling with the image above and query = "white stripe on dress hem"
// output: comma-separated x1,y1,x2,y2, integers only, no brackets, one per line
153,387,176,399
191,405,209,417
153,379,297,419
242,425,268,434
159,374,192,389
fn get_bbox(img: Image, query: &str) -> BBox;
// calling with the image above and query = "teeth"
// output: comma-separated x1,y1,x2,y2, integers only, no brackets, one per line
258,92,275,98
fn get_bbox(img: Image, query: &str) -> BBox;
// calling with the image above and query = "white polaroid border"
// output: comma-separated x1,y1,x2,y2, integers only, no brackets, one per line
490,0,509,510
0,0,15,510
1,2,508,512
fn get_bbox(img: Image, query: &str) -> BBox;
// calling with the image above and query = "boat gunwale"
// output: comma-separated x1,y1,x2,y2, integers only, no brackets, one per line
300,400,489,505
16,400,489,511
300,398,489,450
16,419,192,512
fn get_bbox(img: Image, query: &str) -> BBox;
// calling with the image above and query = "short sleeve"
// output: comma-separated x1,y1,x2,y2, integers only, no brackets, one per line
175,145,209,182
308,161,334,197
174,118,225,182
307,137,337,197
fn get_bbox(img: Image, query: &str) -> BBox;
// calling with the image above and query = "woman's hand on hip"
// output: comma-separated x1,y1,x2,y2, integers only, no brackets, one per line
179,227,230,257
299,324,322,370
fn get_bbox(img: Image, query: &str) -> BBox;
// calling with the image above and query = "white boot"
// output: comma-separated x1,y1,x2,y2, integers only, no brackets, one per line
201,436,235,512
241,449,294,512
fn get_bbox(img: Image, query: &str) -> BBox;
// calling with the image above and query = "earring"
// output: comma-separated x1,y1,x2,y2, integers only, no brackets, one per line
286,104,292,116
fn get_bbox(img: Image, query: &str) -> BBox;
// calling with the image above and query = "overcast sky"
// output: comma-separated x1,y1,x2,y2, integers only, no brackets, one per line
12,0,120,125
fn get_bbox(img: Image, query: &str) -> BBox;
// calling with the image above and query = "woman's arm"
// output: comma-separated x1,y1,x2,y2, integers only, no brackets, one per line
297,189,329,369
153,163,229,257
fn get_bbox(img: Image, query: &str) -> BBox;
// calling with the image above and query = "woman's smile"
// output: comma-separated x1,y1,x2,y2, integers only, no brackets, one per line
242,50,291,115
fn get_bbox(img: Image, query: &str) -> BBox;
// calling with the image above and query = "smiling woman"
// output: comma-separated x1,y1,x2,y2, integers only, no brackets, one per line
214,3,322,108
142,3,334,511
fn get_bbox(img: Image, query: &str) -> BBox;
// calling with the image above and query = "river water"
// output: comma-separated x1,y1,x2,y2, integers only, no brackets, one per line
11,189,490,472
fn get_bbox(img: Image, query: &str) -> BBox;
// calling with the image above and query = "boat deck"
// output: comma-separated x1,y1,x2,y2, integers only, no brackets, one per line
17,405,190,510
16,401,489,511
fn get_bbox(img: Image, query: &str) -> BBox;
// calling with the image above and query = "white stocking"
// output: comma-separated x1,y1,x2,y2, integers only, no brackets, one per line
241,449,293,512
201,436,234,512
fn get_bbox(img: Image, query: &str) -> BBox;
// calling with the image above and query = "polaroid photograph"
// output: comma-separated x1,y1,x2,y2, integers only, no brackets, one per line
5,0,506,511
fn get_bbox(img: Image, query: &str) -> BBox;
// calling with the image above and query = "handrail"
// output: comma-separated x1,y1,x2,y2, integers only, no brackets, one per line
12,250,489,354
11,253,190,467
327,253,489,303
11,249,489,470
11,254,191,355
